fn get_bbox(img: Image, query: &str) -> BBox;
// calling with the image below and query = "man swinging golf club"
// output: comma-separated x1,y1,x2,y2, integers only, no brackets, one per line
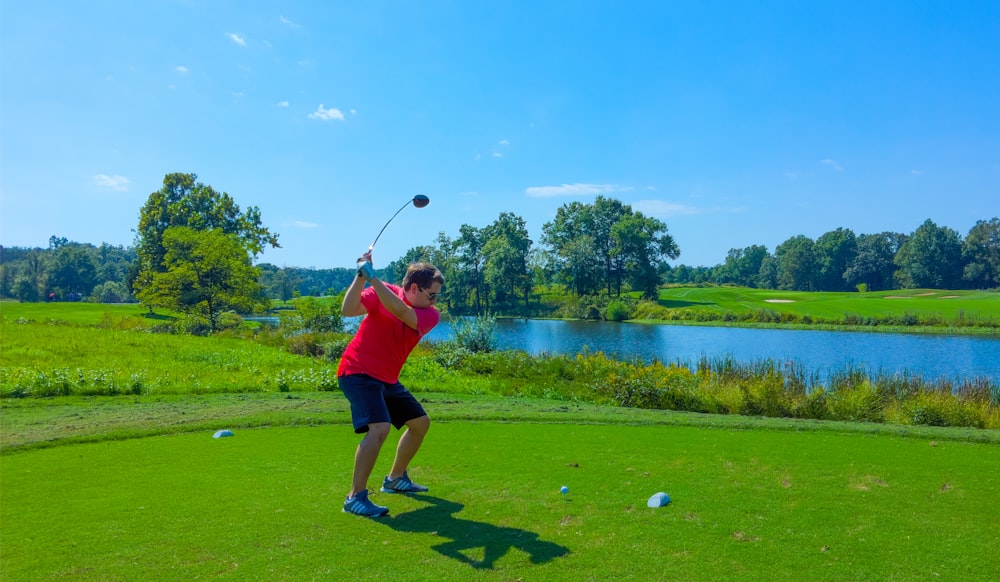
338,246,444,518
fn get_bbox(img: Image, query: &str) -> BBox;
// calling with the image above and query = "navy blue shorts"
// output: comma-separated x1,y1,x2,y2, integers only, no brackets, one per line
338,374,427,434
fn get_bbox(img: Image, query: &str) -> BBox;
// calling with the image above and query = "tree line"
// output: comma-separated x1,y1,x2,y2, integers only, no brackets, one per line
665,218,999,293
2,173,997,325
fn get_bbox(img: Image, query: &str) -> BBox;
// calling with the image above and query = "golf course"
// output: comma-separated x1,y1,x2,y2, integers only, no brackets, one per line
2,299,999,580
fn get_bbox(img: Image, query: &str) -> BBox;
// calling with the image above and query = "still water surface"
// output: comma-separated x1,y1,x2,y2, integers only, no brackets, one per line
424,319,1000,383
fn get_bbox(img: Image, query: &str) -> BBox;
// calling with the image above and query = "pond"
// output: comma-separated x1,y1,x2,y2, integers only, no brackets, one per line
424,319,1000,383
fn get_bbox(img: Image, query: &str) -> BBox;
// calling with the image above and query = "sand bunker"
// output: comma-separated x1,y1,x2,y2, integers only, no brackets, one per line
914,292,937,296
764,299,794,303
942,295,960,299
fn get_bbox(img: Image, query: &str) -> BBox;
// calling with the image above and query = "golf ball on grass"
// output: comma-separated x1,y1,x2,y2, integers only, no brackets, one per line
560,486,569,494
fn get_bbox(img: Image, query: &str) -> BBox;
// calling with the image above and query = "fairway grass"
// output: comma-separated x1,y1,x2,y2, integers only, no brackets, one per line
2,421,998,580
652,287,1000,333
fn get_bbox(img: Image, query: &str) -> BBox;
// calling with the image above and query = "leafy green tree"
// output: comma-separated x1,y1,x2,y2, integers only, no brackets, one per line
96,243,137,286
961,218,1000,289
592,196,630,294
455,224,487,311
12,275,40,302
757,255,779,289
481,212,533,309
814,228,857,291
541,202,599,295
46,242,98,298
135,173,279,302
716,245,770,287
894,219,963,289
135,227,266,331
844,232,905,291
611,214,680,298
775,235,817,291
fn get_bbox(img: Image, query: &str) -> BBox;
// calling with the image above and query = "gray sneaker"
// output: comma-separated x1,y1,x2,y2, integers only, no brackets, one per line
381,470,429,494
342,489,389,517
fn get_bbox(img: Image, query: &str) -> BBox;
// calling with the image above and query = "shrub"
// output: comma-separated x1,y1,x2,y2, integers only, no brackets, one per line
828,382,885,423
605,300,630,322
451,313,497,354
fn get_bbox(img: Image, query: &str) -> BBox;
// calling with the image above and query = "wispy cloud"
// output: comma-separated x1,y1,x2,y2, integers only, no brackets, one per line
820,158,844,171
176,65,188,73
93,174,129,191
277,101,289,107
293,221,319,228
229,33,247,46
498,139,509,146
280,16,299,28
524,183,632,197
308,104,345,121
492,151,503,158
632,199,745,218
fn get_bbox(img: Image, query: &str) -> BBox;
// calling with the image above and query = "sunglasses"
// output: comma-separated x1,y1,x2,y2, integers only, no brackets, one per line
420,288,440,301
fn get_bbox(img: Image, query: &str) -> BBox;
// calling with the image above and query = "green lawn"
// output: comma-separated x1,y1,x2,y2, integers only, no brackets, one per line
3,418,998,580
2,300,999,579
656,287,1000,323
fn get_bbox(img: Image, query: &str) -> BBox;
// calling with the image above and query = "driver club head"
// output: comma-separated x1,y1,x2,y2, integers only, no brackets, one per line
413,194,430,208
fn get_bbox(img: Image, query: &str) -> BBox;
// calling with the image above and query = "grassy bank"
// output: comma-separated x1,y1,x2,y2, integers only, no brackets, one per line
3,302,998,431
631,287,1000,332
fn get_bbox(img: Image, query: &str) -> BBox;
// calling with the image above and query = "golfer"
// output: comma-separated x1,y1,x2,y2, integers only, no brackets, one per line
338,252,444,517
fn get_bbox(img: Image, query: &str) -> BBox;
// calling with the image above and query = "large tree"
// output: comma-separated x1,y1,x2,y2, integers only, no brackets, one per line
134,173,278,321
611,213,680,298
775,235,817,291
814,228,857,291
135,227,266,330
844,232,905,291
894,219,963,289
134,173,279,298
481,212,533,309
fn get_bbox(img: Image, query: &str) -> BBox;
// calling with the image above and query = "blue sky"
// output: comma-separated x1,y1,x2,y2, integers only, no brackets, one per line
2,1,997,270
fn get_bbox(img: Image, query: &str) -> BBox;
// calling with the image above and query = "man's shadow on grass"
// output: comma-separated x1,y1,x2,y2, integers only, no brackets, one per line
377,494,570,570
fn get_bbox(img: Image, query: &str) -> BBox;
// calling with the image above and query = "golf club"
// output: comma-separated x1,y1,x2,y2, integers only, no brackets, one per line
368,195,430,251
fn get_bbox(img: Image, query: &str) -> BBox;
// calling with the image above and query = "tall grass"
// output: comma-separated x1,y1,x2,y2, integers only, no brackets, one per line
3,305,998,430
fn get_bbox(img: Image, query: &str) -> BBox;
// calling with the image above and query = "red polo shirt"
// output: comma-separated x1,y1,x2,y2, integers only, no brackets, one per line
337,283,440,384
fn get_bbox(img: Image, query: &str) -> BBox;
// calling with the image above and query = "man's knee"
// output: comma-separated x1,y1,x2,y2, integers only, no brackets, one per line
364,422,392,443
406,415,430,435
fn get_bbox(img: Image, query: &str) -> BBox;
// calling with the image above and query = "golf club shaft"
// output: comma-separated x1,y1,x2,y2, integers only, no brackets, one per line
368,200,414,251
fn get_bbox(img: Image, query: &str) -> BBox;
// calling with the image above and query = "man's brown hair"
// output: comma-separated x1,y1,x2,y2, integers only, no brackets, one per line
402,262,444,291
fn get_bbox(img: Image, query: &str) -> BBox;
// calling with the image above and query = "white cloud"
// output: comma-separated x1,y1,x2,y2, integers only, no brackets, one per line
309,104,345,121
93,174,129,191
499,139,509,145
492,150,503,158
350,108,357,115
229,33,247,46
293,221,319,228
280,16,299,28
277,101,289,107
524,183,632,197
176,65,188,73
632,199,746,218
820,159,844,171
